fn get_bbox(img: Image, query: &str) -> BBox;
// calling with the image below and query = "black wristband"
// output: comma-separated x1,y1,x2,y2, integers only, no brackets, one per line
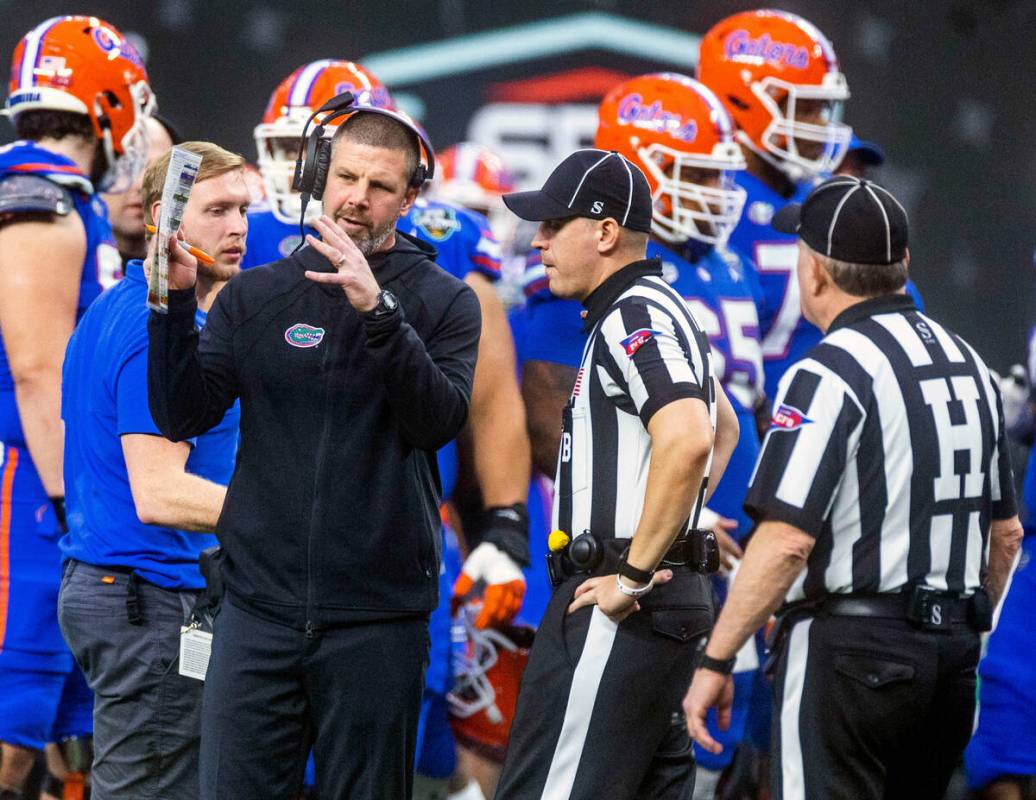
698,653,737,675
481,503,530,567
617,549,654,585
49,495,68,534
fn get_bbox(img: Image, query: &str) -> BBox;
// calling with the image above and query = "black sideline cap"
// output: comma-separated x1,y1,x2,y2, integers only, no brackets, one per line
772,176,908,265
503,149,652,233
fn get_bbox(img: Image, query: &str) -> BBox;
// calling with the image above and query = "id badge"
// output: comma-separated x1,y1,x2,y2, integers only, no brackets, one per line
179,623,213,681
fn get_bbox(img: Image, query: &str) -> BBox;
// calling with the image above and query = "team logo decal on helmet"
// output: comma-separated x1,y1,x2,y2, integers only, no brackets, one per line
722,29,810,69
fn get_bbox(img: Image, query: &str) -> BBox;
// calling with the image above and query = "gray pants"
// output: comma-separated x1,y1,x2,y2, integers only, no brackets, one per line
58,560,202,800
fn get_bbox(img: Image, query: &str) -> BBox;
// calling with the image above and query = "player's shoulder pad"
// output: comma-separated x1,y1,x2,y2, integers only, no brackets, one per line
0,173,75,219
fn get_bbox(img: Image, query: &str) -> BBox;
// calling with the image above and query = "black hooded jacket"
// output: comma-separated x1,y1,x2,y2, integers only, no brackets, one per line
148,231,481,630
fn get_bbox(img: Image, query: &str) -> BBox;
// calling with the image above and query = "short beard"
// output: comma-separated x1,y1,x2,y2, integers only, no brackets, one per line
198,260,239,283
349,219,396,257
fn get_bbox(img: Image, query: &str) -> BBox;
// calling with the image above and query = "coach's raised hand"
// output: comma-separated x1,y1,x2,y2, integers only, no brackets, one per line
304,215,381,312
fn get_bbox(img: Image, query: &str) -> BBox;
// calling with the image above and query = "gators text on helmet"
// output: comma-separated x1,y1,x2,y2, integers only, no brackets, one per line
697,9,851,181
596,72,747,246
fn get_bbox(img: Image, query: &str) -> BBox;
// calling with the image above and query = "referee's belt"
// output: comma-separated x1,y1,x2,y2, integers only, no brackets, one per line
547,530,719,587
778,586,993,634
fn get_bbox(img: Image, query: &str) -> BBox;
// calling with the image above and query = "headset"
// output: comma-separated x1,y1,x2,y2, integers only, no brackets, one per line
290,90,436,242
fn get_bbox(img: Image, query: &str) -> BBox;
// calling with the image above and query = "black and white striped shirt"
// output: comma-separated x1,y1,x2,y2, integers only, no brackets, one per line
553,259,715,539
745,294,1017,601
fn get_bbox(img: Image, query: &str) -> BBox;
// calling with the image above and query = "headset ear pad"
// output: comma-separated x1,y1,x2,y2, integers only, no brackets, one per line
409,163,427,189
310,137,333,201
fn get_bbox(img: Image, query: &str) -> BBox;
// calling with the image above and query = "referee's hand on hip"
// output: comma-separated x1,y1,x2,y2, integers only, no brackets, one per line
566,569,673,623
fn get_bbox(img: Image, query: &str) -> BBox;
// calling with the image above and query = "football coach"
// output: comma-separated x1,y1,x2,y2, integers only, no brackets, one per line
147,107,481,799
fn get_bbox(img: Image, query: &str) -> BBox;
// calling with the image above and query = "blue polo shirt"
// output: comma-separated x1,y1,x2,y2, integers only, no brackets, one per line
61,260,240,589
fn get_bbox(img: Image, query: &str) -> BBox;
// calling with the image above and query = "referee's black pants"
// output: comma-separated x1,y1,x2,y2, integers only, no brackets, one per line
495,569,714,800
199,596,429,800
770,612,980,800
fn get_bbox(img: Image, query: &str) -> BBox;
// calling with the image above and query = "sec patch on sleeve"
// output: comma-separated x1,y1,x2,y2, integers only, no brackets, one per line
620,328,661,357
771,404,813,431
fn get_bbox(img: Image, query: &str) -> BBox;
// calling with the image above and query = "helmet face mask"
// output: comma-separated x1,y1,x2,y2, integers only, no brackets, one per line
254,117,314,224
100,79,156,194
638,140,747,245
751,73,851,181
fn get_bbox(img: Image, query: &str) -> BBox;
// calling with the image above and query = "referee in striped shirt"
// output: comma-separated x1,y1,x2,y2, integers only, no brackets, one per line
684,176,1024,800
492,150,739,799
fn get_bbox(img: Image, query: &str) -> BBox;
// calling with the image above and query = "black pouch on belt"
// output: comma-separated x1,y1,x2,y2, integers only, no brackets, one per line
190,546,226,628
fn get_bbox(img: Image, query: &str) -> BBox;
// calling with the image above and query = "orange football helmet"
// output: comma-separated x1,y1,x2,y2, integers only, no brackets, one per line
431,142,517,247
449,613,534,763
697,9,851,180
596,72,746,246
4,15,155,193
254,59,394,223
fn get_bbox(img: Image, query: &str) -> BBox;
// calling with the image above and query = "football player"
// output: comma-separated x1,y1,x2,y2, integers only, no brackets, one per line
697,9,853,405
965,325,1036,800
102,115,178,267
0,15,154,799
400,170,534,800
429,143,520,287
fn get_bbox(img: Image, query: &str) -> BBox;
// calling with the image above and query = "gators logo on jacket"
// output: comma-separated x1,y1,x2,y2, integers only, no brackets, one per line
284,323,325,348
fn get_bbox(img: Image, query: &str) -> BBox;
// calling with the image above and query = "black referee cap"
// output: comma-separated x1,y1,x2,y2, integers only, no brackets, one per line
772,176,908,265
503,149,653,233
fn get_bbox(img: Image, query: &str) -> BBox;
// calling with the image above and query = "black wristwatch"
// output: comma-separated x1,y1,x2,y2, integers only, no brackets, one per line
363,290,399,321
698,653,737,675
617,548,655,585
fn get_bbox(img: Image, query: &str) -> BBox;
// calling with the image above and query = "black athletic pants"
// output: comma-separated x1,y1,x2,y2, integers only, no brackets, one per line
770,612,980,800
495,569,714,800
199,597,429,800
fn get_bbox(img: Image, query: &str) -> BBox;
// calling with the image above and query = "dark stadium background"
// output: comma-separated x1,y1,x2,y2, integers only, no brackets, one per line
1,0,1034,373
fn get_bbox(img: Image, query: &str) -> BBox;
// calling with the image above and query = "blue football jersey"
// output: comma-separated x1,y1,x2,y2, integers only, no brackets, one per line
648,240,763,538
729,171,925,402
0,141,121,447
241,204,305,269
511,250,585,369
728,171,813,403
649,240,763,416
400,198,501,284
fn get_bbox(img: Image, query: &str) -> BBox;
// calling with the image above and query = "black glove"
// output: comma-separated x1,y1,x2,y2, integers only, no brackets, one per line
50,496,68,535
481,502,530,567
